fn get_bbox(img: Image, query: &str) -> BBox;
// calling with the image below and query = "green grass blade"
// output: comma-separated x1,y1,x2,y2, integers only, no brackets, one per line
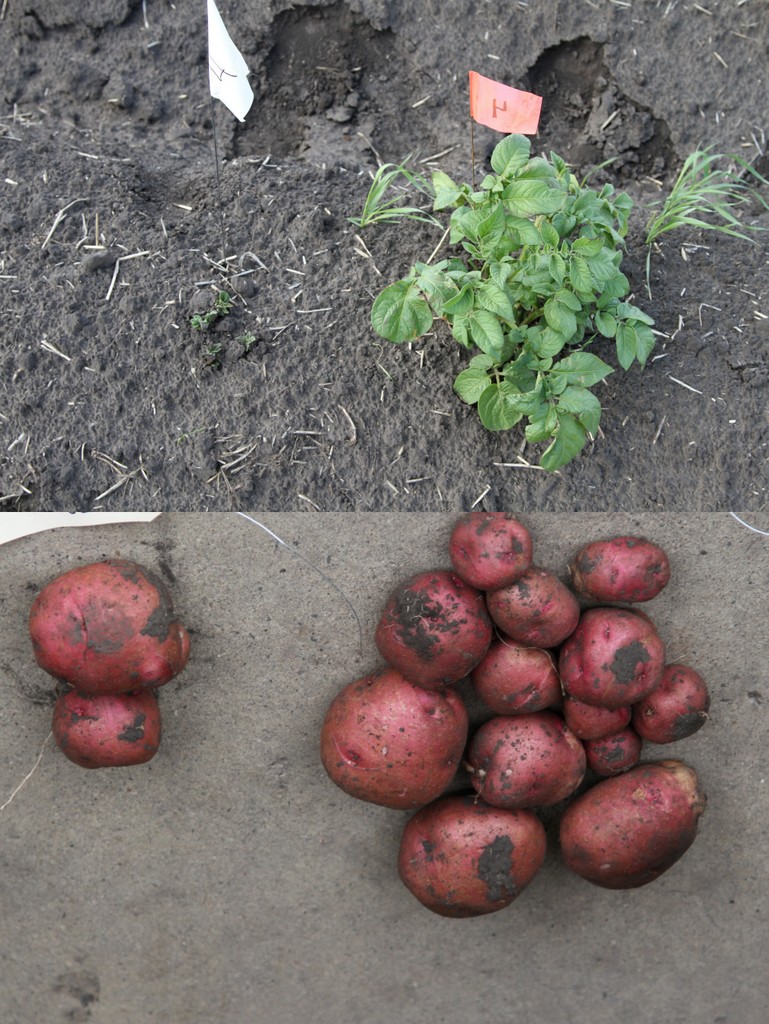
350,157,440,229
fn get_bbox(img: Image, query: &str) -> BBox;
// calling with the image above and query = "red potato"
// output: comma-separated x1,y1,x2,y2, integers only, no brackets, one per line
486,566,581,649
465,711,586,809
471,638,561,715
52,687,162,768
398,793,547,917
29,559,190,695
559,760,707,888
374,569,492,690
562,695,632,741
448,512,533,591
632,663,710,744
570,535,670,603
559,606,665,710
584,727,642,777
320,667,468,809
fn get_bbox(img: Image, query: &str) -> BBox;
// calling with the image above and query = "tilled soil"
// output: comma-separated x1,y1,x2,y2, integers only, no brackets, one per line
1,0,768,510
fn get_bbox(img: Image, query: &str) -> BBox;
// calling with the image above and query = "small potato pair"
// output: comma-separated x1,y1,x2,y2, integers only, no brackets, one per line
29,559,190,768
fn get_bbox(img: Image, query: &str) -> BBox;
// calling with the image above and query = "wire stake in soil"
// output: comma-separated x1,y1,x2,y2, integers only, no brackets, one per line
209,94,229,266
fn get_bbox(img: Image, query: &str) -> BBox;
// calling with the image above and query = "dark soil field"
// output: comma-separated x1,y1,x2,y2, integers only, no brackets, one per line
1,0,768,510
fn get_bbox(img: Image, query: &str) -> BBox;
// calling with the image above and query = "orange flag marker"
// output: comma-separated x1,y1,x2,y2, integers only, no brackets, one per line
469,71,542,135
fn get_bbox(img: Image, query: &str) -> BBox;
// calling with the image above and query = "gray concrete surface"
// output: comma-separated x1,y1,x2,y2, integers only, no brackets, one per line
1,512,767,1024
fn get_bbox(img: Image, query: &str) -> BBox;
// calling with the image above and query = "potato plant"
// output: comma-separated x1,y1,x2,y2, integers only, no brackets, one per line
370,135,656,470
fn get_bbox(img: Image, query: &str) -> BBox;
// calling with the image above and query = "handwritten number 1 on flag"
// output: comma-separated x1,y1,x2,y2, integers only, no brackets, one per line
208,0,254,121
468,71,542,135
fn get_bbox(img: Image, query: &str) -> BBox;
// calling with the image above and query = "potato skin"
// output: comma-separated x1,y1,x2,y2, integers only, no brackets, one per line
559,760,707,888
471,638,561,715
466,711,586,809
485,566,580,649
52,687,162,768
559,607,665,709
570,535,670,603
562,695,632,740
320,667,468,809
374,569,492,690
398,794,546,917
632,663,710,744
584,727,642,777
448,512,533,591
29,559,190,695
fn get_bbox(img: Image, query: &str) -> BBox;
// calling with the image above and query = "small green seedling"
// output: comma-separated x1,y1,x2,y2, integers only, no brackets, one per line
190,289,234,331
644,148,768,293
370,134,655,471
203,339,224,368
238,331,257,352
349,157,442,229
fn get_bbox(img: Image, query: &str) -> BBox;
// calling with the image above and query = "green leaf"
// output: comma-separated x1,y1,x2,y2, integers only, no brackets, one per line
503,179,567,217
477,201,507,240
632,322,656,368
584,250,623,290
539,412,588,471
413,262,455,311
569,254,593,294
506,216,543,245
552,212,578,238
503,354,539,395
597,271,630,304
443,282,474,316
469,352,497,369
432,170,463,210
525,404,559,443
544,296,577,339
490,135,532,177
615,301,655,326
615,321,656,369
557,386,602,436
556,288,582,312
521,157,558,179
449,206,484,245
476,203,510,258
450,313,471,348
478,382,525,430
571,236,605,257
371,281,432,342
469,309,506,359
539,220,561,247
615,321,638,370
489,261,514,289
477,280,515,321
552,351,614,387
529,326,567,358
454,366,493,404
549,252,567,285
594,310,617,338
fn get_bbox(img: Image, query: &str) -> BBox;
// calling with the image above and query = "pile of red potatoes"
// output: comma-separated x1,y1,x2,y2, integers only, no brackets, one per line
321,513,709,917
28,560,190,768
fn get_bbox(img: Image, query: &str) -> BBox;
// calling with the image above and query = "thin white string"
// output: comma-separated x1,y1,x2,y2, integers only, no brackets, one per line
234,512,363,656
1,731,52,813
729,511,769,537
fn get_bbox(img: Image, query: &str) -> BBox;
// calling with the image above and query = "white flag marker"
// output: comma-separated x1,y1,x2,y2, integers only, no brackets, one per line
207,0,254,122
